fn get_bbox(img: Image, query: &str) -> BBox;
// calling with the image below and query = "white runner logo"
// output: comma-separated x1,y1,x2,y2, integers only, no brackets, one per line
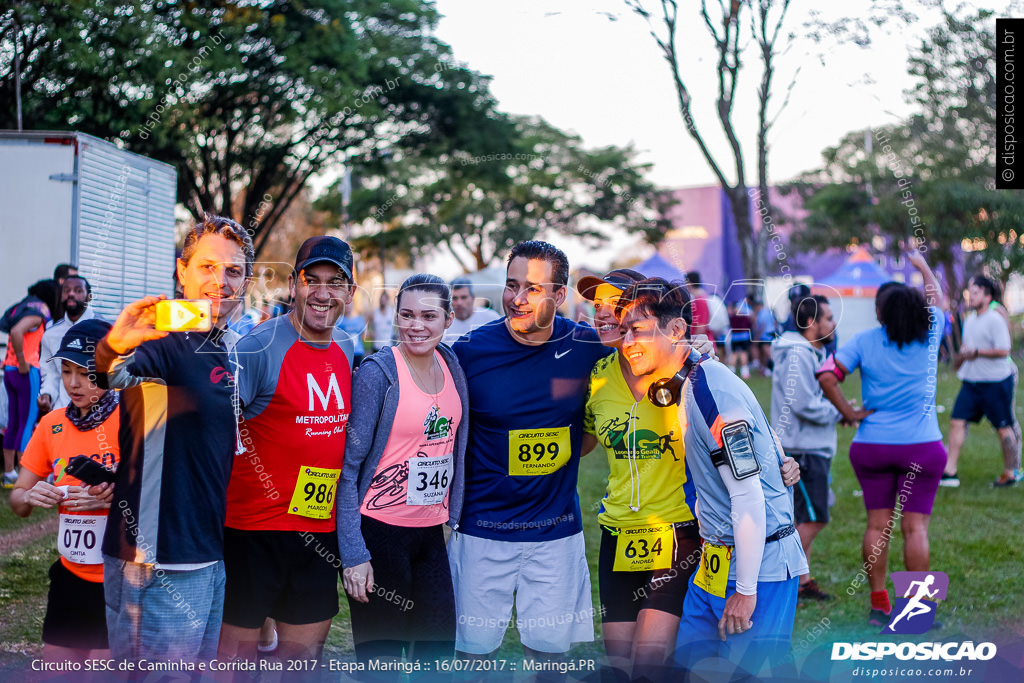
887,574,940,632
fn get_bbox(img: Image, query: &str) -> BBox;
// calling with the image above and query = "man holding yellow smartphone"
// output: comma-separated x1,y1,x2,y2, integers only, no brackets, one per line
92,214,253,663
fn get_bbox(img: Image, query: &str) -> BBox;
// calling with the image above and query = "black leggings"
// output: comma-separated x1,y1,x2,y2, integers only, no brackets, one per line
346,515,455,663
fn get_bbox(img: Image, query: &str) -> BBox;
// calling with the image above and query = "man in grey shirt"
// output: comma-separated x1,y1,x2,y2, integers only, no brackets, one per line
944,275,1017,487
442,278,500,345
771,294,844,602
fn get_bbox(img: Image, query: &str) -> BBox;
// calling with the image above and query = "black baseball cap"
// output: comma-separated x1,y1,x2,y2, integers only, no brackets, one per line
50,319,112,369
788,283,812,302
576,268,646,301
294,236,354,281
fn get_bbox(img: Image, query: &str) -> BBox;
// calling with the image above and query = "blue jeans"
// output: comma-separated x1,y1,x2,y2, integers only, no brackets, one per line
103,555,226,661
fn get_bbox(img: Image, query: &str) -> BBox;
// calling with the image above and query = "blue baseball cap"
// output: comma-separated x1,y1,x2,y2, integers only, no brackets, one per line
50,319,112,368
294,236,354,281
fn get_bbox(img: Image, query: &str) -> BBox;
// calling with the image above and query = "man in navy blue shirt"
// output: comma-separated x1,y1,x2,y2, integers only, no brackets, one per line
450,241,611,659
94,215,254,663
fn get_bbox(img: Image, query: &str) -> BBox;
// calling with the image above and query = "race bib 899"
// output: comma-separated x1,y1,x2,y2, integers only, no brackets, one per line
508,427,571,476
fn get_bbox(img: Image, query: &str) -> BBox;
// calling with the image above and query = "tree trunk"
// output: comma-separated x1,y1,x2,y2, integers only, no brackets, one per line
757,176,774,280
726,185,762,293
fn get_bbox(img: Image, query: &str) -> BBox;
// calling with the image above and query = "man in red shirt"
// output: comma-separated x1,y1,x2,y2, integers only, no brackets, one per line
218,236,356,663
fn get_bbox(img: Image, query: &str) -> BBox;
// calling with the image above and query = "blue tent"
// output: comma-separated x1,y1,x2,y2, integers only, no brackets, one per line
815,247,893,295
635,252,685,282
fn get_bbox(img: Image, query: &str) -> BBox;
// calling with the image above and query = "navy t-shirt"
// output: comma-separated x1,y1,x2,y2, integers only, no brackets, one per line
102,328,239,564
453,317,611,541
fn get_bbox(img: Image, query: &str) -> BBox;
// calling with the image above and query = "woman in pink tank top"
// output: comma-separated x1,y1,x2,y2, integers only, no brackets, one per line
338,274,470,666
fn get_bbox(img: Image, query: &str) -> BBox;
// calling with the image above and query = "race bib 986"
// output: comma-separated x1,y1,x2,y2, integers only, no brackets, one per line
288,466,341,519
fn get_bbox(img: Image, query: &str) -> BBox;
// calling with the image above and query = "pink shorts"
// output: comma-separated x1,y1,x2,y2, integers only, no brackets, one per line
848,440,947,514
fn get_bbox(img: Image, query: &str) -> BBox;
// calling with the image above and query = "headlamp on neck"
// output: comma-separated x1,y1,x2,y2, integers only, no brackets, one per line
648,372,687,407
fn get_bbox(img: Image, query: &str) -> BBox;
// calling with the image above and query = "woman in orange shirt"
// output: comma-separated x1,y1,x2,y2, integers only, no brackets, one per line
10,319,118,664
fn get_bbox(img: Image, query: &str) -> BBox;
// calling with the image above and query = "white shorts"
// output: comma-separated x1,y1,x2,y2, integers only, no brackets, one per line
448,530,594,654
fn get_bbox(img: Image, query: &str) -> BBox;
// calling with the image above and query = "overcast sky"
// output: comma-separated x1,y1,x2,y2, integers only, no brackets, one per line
432,1,1009,188
412,1,1016,275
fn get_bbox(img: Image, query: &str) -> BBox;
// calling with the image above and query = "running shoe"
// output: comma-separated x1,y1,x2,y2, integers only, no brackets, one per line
257,628,278,654
868,609,890,627
798,579,834,602
2,471,17,489
938,472,960,488
991,474,1017,488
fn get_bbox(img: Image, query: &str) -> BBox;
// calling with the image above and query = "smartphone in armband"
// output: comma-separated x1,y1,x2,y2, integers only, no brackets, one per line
155,299,212,332
65,456,117,486
721,421,762,480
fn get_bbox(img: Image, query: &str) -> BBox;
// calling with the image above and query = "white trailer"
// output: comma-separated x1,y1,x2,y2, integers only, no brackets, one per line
0,131,177,322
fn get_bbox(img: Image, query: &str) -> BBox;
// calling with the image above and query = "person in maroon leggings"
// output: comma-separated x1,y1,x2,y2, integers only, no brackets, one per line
818,250,948,627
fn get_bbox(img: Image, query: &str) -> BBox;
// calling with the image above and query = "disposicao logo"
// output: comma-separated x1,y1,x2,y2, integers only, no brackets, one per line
831,641,996,662
831,572,997,663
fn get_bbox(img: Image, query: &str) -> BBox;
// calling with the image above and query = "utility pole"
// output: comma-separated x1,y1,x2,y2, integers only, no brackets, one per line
13,2,24,131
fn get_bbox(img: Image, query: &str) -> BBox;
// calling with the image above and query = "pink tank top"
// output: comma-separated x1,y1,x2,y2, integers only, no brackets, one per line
360,347,462,527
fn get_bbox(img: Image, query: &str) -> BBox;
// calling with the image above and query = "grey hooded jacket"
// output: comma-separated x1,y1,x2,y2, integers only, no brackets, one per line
337,343,469,568
770,331,842,458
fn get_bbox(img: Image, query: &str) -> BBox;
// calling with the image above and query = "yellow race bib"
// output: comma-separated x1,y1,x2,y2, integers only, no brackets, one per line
612,524,674,572
693,542,732,598
508,427,571,476
288,466,341,519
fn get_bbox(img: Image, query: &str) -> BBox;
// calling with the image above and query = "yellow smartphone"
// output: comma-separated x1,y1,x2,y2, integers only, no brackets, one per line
155,299,212,332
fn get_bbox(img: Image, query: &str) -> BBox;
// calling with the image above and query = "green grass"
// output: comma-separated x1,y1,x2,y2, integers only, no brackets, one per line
0,534,59,666
0,487,57,532
762,362,1024,644
2,362,1022,667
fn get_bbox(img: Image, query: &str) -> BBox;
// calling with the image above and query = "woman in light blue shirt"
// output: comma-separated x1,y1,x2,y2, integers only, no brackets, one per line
818,251,947,628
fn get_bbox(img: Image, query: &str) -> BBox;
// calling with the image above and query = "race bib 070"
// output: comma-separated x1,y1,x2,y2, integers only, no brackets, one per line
57,514,106,565
508,427,571,476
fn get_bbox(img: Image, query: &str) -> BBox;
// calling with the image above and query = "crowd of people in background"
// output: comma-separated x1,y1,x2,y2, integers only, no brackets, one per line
3,264,91,488
0,223,1020,681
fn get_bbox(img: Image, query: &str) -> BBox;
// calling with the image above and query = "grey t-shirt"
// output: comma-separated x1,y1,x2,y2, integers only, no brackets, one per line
680,354,808,583
958,309,1012,383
